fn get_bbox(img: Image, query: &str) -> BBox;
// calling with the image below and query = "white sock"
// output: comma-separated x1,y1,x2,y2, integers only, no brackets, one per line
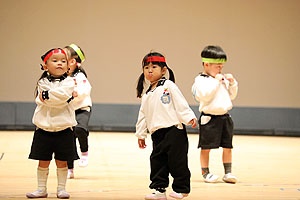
37,167,49,192
57,167,68,192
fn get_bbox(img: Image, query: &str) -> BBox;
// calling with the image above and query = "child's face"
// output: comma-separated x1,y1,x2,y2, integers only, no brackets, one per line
204,62,224,77
43,53,68,77
63,48,77,75
143,63,167,83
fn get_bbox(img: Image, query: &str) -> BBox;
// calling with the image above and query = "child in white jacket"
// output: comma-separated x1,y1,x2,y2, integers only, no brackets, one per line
136,52,197,200
27,48,78,199
64,44,92,179
192,45,238,184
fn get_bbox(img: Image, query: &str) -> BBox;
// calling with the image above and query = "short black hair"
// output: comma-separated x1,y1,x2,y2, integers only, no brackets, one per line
201,45,227,60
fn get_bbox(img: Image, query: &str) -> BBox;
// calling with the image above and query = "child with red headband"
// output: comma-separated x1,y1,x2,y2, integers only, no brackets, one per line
63,44,92,179
135,52,197,200
192,45,238,184
27,48,78,199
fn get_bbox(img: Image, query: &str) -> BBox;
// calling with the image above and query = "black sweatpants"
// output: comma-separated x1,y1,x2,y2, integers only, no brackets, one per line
67,109,91,169
150,126,191,193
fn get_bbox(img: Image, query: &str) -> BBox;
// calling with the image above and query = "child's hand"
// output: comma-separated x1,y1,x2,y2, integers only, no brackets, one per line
189,118,197,128
39,91,44,102
138,139,147,149
72,91,78,98
215,73,224,81
224,73,235,84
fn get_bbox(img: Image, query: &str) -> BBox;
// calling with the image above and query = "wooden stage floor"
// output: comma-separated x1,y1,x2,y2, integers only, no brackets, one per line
0,131,299,200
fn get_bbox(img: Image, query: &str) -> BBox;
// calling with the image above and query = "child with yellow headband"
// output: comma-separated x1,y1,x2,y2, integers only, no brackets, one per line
192,45,238,184
27,48,78,199
63,44,92,179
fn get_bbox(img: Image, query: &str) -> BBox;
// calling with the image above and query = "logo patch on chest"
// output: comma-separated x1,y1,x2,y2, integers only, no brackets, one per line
161,88,170,104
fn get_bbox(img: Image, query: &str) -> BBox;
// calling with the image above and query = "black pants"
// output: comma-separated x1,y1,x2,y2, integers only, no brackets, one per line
67,127,89,169
150,126,191,193
67,109,91,169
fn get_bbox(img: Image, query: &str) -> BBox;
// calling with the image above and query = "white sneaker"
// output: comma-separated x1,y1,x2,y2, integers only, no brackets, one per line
78,155,88,167
26,189,48,198
204,173,219,183
169,191,188,199
145,191,167,200
67,169,74,179
57,190,70,199
222,173,237,183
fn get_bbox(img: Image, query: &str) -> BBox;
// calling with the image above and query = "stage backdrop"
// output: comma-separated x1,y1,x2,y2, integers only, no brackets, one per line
0,0,299,135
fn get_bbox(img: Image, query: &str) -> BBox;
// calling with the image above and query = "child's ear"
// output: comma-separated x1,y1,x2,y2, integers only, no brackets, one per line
71,58,77,66
203,62,209,68
42,64,48,71
162,66,168,75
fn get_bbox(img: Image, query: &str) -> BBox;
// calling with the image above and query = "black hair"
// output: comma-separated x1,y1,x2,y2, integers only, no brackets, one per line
41,48,56,62
64,45,88,77
136,52,175,98
201,45,227,65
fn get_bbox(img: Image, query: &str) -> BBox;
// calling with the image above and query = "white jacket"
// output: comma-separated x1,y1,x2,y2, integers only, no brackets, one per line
192,73,238,115
71,72,92,110
32,76,77,132
135,79,196,139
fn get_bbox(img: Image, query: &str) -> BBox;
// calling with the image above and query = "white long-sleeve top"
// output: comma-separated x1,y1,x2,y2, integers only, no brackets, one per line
71,72,92,110
192,73,238,115
135,79,196,139
32,76,77,132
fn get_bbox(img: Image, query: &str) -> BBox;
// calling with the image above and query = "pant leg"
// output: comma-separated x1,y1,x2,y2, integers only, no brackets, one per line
75,127,89,152
149,128,170,190
167,126,191,193
67,160,74,169
67,130,79,169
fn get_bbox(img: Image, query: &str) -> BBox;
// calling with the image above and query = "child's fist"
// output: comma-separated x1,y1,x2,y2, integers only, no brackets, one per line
72,91,78,98
39,91,44,102
224,73,235,83
215,73,224,81
138,139,147,149
189,118,197,128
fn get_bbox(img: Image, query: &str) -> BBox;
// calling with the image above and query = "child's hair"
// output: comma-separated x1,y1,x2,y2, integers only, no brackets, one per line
35,48,67,97
64,44,88,77
201,45,227,64
136,52,175,98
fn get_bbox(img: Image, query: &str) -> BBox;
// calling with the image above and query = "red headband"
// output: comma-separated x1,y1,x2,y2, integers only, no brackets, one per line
145,56,166,63
43,49,67,63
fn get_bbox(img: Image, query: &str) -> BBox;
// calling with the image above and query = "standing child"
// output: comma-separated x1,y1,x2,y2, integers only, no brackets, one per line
63,44,92,179
135,52,197,200
192,45,238,184
27,48,78,199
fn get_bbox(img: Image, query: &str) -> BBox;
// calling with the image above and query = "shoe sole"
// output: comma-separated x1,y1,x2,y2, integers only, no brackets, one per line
57,195,70,199
78,162,88,168
26,194,48,198
57,196,70,199
223,178,237,184
204,178,219,183
169,193,188,199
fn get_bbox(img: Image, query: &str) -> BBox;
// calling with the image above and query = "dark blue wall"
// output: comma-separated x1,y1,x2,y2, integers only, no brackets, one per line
0,102,299,136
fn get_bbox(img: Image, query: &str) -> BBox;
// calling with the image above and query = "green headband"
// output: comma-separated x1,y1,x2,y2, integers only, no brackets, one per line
202,57,226,63
69,44,85,63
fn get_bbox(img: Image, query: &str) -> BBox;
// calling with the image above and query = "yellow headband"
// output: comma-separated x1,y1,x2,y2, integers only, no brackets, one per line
69,44,85,63
202,57,226,63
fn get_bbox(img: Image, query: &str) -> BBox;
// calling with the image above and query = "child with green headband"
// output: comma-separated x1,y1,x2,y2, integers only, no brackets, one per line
63,44,92,179
192,45,238,184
